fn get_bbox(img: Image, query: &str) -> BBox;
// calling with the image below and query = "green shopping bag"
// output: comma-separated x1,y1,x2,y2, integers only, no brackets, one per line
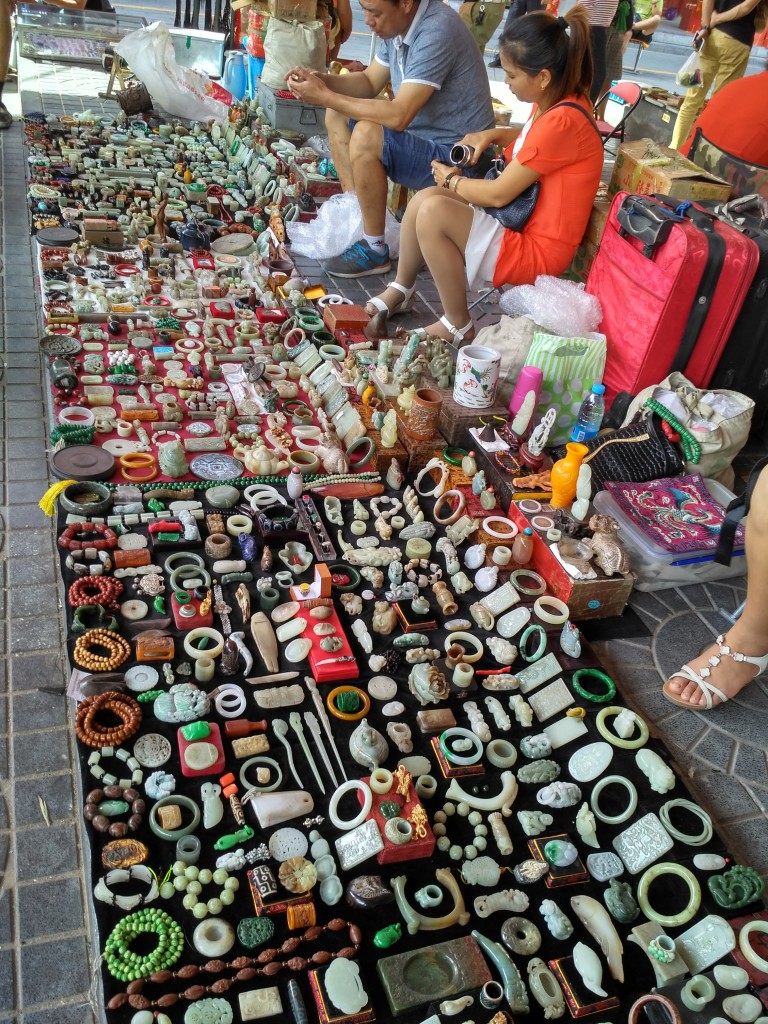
526,331,607,445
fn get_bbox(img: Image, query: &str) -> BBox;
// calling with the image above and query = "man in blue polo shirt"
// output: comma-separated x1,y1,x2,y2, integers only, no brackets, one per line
286,0,495,278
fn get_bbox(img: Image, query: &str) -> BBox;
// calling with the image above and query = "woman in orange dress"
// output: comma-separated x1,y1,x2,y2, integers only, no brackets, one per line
365,5,604,347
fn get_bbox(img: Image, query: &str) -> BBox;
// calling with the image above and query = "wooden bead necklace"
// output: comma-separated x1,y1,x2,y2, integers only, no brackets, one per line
73,628,131,671
84,784,145,838
75,690,142,748
106,917,362,1012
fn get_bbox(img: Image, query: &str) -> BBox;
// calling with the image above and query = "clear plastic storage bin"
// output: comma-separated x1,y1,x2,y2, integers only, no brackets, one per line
593,478,746,591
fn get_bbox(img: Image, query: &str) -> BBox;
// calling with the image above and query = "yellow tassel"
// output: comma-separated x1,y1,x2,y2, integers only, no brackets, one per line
38,479,76,517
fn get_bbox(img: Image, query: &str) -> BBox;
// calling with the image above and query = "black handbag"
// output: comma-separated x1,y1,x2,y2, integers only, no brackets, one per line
581,414,685,495
482,159,541,231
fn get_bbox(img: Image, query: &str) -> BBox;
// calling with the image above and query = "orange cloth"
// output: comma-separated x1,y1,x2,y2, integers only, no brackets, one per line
492,96,604,288
679,71,768,165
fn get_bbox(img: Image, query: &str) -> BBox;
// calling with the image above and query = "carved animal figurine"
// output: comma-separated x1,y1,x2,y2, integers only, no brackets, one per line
587,514,631,576
474,888,530,917
408,663,449,705
572,942,607,998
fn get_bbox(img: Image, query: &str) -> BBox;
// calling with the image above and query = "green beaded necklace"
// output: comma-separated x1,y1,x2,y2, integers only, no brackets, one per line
644,398,701,464
103,907,184,981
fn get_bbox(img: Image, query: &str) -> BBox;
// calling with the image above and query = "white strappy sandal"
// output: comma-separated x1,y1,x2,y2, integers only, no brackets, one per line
364,282,416,340
403,316,475,350
663,633,768,710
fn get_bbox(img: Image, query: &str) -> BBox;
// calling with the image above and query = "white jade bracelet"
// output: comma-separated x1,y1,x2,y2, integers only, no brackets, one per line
533,595,570,625
482,516,519,540
328,779,373,831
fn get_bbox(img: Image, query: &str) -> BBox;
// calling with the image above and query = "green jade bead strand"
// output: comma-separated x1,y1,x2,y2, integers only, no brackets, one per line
104,472,382,493
103,907,184,981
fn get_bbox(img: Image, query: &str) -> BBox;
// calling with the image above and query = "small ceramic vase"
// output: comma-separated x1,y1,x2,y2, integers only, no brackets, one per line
550,443,589,509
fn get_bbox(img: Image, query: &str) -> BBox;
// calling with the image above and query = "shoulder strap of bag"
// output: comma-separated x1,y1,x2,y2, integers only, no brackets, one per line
548,100,604,144
715,455,768,565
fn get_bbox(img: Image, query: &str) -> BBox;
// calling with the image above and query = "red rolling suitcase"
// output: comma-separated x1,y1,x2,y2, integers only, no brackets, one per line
586,191,760,406
705,196,768,434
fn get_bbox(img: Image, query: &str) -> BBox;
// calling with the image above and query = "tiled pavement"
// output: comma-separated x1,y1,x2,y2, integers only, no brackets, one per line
0,54,766,1024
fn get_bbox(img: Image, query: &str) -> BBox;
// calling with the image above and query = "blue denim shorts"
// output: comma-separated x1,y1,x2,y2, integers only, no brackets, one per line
349,120,453,191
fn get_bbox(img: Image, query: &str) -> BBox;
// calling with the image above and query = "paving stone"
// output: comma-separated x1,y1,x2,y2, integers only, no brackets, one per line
4,459,47,483
17,878,84,941
12,615,56,658
651,706,708,750
15,823,77,882
6,438,46,460
9,585,60,621
731,742,768,788
8,530,52,562
688,729,736,773
610,664,663,695
7,481,51,506
5,504,51,531
7,557,55,588
3,352,40,369
12,728,70,779
12,687,67,731
687,769,766,822
6,368,42,386
14,772,74,827
23,1004,95,1024
0,949,14,1018
0,894,13,947
651,611,721,680
6,415,45,439
19,936,89,1007
11,652,66,692
719,818,768,873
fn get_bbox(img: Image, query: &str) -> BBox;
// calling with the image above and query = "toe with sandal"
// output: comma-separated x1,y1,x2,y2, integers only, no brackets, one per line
364,282,415,340
663,633,768,710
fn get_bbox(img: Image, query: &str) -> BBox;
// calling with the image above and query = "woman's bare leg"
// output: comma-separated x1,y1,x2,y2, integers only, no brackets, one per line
665,467,768,706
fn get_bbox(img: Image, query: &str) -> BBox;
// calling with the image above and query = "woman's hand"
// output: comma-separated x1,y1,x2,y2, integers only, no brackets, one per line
431,160,461,189
454,131,498,163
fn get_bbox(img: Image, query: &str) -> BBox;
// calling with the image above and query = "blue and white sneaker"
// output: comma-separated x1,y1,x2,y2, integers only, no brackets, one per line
321,239,391,278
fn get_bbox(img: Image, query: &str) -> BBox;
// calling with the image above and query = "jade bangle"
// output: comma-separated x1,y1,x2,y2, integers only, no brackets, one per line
319,344,345,361
636,862,701,927
444,631,484,663
519,624,547,663
239,755,282,793
571,668,617,703
439,727,484,766
659,798,713,846
164,551,205,573
169,565,212,593
149,795,201,840
738,920,768,973
595,705,650,749
345,435,375,468
442,446,468,466
590,774,638,824
183,627,225,660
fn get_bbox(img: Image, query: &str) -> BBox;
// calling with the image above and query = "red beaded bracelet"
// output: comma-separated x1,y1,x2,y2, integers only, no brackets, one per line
58,522,119,551
67,576,124,609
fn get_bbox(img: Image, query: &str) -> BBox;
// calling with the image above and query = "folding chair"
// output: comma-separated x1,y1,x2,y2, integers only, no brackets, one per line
593,80,643,147
625,36,650,72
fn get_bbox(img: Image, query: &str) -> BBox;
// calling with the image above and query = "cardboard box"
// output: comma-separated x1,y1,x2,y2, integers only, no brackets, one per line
567,189,611,282
609,139,731,203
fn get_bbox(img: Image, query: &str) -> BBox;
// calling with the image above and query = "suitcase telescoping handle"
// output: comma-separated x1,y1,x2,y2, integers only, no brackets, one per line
616,195,680,256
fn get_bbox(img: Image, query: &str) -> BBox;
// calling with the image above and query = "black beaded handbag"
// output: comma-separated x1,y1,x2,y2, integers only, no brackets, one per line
581,413,685,495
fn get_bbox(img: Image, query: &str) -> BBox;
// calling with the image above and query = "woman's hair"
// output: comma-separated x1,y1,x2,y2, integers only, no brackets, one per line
498,4,593,104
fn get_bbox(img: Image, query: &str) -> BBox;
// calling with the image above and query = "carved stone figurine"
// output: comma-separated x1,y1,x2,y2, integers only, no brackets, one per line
158,439,189,478
587,514,631,576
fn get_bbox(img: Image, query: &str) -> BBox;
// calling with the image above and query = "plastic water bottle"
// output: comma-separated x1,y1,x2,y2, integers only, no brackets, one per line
571,384,606,443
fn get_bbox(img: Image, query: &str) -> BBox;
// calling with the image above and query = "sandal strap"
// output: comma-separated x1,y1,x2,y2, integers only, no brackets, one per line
715,634,768,672
389,282,415,301
673,663,729,710
439,316,473,345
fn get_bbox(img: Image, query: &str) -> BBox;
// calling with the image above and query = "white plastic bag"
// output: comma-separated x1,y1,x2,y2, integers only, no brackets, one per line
500,275,603,337
287,192,401,259
676,49,704,88
115,22,232,123
261,19,326,91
